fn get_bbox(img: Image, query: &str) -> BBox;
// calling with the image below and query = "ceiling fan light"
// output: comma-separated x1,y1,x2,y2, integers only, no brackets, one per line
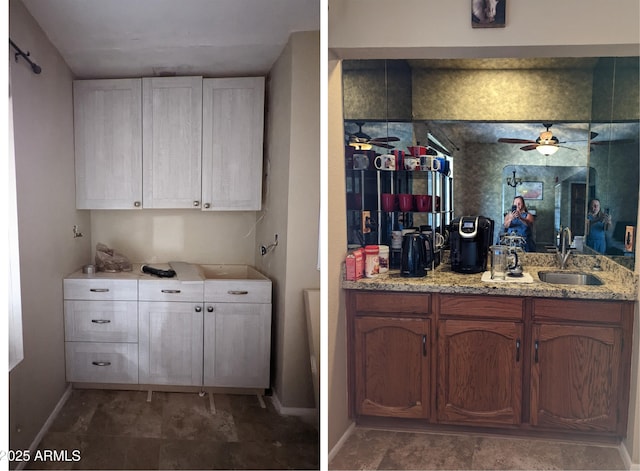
537,144,559,156
349,141,372,151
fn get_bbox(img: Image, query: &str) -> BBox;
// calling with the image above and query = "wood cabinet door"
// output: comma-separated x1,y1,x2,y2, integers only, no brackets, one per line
437,319,523,425
201,77,264,210
73,79,142,209
203,303,271,388
138,301,203,386
142,76,203,208
530,323,622,433
354,316,430,419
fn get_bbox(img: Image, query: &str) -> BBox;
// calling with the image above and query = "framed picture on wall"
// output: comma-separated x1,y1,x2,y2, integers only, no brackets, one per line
518,181,543,200
472,0,506,28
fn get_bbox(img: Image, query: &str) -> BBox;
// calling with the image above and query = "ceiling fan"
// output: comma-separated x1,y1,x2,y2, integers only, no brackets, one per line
497,123,574,155
347,122,400,150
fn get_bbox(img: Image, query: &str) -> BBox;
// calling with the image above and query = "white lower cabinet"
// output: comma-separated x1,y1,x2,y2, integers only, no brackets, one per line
138,301,203,386
203,303,271,388
63,278,139,384
64,266,271,391
65,342,138,383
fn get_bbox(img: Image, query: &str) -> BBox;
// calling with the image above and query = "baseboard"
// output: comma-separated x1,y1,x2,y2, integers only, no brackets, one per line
15,384,72,471
269,391,318,424
328,421,356,463
620,441,640,470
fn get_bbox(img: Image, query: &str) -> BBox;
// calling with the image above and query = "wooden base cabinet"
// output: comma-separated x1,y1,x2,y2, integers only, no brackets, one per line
347,291,633,439
437,319,523,426
530,298,630,435
355,316,431,419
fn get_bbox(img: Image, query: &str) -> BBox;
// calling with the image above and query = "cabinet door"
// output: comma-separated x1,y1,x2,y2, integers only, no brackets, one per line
203,303,271,388
142,77,203,208
530,323,622,433
202,77,265,210
73,79,142,209
437,319,523,425
354,316,430,419
138,301,203,385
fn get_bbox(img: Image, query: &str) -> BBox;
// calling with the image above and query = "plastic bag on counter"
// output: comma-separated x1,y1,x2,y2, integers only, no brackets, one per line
95,243,132,272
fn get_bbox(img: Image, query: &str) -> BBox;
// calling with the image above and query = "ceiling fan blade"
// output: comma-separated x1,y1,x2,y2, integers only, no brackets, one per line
498,138,537,144
427,137,449,155
370,136,400,142
370,142,394,149
519,144,538,151
591,139,635,145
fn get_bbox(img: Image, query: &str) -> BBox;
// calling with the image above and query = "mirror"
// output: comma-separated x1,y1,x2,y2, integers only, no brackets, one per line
342,58,639,270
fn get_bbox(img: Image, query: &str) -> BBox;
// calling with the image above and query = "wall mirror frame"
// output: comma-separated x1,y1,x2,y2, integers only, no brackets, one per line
342,57,639,270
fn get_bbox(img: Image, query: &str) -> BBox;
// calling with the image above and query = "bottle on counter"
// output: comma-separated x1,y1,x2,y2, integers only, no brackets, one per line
364,245,380,278
378,245,389,273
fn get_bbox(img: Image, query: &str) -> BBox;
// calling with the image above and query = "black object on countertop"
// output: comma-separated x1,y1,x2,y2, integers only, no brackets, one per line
142,265,177,278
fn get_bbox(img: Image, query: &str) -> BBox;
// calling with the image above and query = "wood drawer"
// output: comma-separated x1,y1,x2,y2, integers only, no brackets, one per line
65,342,138,383
64,279,137,301
439,294,523,320
204,280,271,303
354,292,431,315
532,298,625,324
138,280,204,302
64,300,138,342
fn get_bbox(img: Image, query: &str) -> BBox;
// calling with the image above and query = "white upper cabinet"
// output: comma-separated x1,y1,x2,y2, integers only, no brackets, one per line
73,76,264,210
74,79,143,209
202,77,265,210
142,77,203,208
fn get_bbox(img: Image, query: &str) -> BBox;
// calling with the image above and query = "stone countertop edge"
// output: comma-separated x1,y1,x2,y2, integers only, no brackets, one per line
342,253,638,301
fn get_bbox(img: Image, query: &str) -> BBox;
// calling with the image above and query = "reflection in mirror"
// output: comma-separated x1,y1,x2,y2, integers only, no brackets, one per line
341,57,639,270
502,165,594,251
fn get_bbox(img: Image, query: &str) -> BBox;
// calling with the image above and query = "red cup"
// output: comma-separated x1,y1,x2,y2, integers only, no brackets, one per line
398,193,413,212
407,145,427,157
381,193,397,212
414,195,432,212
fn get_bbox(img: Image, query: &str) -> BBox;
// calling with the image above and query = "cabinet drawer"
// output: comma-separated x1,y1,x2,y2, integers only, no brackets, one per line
64,300,138,342
204,281,271,303
354,292,431,315
439,294,523,319
138,280,204,302
65,342,138,383
64,279,137,301
532,298,625,324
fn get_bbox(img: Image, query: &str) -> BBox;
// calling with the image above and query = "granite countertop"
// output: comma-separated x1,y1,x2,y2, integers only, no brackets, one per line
342,252,638,301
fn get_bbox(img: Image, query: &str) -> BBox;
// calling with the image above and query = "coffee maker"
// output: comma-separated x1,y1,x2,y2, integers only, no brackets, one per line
449,216,494,274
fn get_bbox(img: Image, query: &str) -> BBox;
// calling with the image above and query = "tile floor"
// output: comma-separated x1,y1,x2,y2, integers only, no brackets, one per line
329,427,627,470
23,388,318,470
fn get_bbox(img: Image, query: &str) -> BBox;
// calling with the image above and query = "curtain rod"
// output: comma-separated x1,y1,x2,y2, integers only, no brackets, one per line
9,39,42,74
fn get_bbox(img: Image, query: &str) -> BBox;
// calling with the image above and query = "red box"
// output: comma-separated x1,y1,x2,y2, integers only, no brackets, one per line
345,248,365,281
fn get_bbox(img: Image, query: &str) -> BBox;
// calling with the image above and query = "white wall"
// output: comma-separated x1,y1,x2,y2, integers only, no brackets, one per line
90,210,259,265
9,0,92,451
257,31,321,409
327,0,640,458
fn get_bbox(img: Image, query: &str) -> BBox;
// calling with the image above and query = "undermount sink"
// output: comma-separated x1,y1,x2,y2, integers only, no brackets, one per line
538,271,603,286
198,264,268,280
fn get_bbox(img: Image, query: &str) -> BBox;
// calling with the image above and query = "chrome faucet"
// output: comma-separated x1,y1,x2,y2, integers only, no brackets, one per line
557,227,572,269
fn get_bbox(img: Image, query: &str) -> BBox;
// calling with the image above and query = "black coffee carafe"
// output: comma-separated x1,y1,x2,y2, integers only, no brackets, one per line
401,232,431,277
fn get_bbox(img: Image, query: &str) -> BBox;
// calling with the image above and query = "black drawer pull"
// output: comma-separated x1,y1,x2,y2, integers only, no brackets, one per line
534,340,539,363
516,338,521,362
91,319,111,324
89,288,109,292
228,290,249,295
161,289,181,294
92,361,111,367
422,334,427,357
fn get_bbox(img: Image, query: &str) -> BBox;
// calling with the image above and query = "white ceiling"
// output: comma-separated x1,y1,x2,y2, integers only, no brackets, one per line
21,0,320,79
